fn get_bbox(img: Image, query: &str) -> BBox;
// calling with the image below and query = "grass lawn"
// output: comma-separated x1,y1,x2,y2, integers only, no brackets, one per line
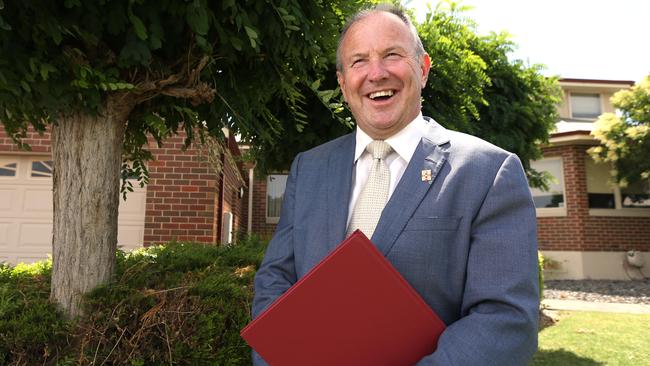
531,311,650,366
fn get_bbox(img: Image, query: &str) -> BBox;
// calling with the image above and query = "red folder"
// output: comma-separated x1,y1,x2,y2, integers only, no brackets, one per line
241,230,446,366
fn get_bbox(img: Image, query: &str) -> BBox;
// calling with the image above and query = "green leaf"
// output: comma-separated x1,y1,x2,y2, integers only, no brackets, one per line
29,58,38,73
187,1,209,36
39,64,57,81
128,7,148,40
196,34,208,49
230,36,243,51
277,6,288,16
143,113,169,136
244,26,258,48
116,82,134,90
20,80,31,93
244,26,257,40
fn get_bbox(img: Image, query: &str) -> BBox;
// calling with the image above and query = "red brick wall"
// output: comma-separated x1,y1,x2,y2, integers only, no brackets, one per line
1,124,246,246
143,132,246,245
0,126,51,153
143,134,219,244
537,144,650,252
584,216,650,251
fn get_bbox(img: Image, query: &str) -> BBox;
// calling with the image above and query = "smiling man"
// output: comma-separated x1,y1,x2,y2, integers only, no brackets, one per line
252,4,539,365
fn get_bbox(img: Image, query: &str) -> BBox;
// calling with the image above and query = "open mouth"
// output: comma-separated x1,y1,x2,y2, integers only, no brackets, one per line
368,90,395,101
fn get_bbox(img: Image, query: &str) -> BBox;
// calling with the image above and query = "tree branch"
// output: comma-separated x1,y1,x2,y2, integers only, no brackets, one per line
130,55,214,106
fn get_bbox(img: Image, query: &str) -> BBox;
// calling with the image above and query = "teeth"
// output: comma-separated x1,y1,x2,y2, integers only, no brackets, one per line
369,90,394,99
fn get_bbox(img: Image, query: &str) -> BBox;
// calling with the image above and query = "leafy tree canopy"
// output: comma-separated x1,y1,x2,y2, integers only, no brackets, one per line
419,2,562,188
257,1,562,189
590,75,650,185
0,0,363,178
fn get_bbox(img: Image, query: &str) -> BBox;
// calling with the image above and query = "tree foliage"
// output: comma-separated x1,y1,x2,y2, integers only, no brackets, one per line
590,75,650,185
257,1,562,190
0,0,362,178
418,2,561,188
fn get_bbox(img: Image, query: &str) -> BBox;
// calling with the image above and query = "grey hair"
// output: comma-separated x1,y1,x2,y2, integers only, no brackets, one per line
335,3,426,72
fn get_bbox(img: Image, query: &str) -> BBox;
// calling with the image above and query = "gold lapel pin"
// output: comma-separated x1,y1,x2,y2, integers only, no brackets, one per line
421,169,432,183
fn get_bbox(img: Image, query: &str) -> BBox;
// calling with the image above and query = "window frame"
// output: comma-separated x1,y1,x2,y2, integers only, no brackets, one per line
569,92,603,120
29,160,53,179
586,158,650,217
0,160,18,179
265,173,288,224
530,157,567,217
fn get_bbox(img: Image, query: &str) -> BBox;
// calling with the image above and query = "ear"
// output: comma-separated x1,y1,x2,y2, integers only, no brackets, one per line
420,53,431,87
337,70,348,101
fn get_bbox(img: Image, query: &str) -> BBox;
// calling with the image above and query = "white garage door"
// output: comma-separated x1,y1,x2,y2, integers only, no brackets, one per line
0,155,146,265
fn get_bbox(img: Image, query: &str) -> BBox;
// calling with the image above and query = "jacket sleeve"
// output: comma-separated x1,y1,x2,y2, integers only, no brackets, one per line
415,153,540,366
251,154,302,366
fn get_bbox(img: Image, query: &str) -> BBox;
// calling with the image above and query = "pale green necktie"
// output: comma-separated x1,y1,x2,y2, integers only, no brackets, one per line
347,140,393,238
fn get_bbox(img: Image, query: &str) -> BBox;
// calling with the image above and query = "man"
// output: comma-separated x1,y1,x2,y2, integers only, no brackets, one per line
252,4,539,365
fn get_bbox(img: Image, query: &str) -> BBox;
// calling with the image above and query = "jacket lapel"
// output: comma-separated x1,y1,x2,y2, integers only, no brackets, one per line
372,121,450,255
327,133,356,249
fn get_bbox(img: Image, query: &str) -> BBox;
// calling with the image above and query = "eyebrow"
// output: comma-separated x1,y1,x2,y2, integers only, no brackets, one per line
348,46,407,59
349,52,368,60
384,46,408,55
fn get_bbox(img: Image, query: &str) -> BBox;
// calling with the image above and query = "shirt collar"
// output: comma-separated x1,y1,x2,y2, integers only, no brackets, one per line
354,113,428,164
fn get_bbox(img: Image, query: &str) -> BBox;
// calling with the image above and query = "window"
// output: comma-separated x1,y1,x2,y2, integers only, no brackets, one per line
31,160,53,178
586,158,615,208
266,174,288,223
530,158,566,216
570,93,601,119
0,162,17,177
586,157,650,215
621,180,650,208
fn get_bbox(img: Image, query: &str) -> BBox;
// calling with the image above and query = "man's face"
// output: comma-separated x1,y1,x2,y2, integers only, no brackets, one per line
337,12,431,140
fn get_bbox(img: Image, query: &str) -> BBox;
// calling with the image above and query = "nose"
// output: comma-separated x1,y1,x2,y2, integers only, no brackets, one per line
367,59,389,82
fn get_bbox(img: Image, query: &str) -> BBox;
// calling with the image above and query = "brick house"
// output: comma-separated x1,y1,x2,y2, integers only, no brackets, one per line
245,78,650,280
0,126,247,264
534,78,649,280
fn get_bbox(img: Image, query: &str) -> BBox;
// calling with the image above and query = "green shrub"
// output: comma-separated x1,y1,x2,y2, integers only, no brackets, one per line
0,235,267,365
0,260,71,365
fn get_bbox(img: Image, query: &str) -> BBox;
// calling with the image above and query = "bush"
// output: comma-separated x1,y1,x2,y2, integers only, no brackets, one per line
0,260,71,365
0,236,268,365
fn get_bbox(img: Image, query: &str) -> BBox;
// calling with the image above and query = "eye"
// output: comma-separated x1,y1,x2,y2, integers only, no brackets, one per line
350,58,367,68
386,52,401,59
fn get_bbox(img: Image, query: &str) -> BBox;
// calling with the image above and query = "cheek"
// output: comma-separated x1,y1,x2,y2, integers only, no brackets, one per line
340,73,364,97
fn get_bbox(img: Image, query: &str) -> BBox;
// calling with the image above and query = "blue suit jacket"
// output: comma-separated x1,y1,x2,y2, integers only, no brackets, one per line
252,119,539,365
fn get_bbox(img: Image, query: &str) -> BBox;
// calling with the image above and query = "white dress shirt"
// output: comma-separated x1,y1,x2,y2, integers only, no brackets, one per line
347,114,430,226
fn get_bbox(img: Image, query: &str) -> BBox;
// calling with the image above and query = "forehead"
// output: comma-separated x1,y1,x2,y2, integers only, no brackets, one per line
340,12,413,56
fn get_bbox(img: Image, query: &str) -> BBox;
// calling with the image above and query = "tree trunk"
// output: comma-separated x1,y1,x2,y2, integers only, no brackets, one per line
50,96,131,318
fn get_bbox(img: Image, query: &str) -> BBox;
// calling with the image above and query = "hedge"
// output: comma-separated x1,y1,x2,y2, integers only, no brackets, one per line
0,236,266,365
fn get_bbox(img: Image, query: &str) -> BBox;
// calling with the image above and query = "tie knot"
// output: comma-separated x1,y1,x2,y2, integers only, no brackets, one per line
366,140,393,160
